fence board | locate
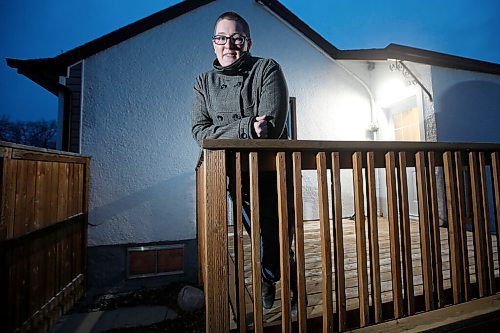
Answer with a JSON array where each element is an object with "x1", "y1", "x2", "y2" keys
[
  {"x1": 14, "y1": 160, "x2": 27, "y2": 237},
  {"x1": 26, "y1": 161, "x2": 37, "y2": 234},
  {"x1": 57, "y1": 163, "x2": 69, "y2": 222},
  {"x1": 5, "y1": 155, "x2": 17, "y2": 238}
]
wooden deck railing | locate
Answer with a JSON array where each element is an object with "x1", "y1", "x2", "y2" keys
[
  {"x1": 0, "y1": 141, "x2": 90, "y2": 333},
  {"x1": 196, "y1": 140, "x2": 500, "y2": 332}
]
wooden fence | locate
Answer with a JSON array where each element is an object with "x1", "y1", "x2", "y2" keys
[
  {"x1": 196, "y1": 139, "x2": 500, "y2": 332},
  {"x1": 0, "y1": 141, "x2": 90, "y2": 333}
]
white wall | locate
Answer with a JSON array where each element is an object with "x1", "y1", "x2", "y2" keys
[
  {"x1": 81, "y1": 0, "x2": 373, "y2": 246},
  {"x1": 431, "y1": 67, "x2": 500, "y2": 142}
]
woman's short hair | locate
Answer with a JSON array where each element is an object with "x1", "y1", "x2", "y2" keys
[{"x1": 214, "y1": 11, "x2": 251, "y2": 37}]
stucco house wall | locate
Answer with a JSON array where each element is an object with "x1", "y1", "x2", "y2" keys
[
  {"x1": 81, "y1": 0, "x2": 372, "y2": 260},
  {"x1": 431, "y1": 67, "x2": 500, "y2": 142}
]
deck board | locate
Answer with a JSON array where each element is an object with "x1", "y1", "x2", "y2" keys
[{"x1": 228, "y1": 218, "x2": 499, "y2": 325}]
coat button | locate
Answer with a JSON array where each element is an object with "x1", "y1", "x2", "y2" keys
[
  {"x1": 232, "y1": 114, "x2": 241, "y2": 120},
  {"x1": 241, "y1": 133, "x2": 248, "y2": 139},
  {"x1": 220, "y1": 84, "x2": 227, "y2": 89},
  {"x1": 217, "y1": 115, "x2": 223, "y2": 121}
]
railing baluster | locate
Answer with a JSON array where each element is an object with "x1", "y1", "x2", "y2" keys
[
  {"x1": 203, "y1": 149, "x2": 229, "y2": 332},
  {"x1": 491, "y1": 152, "x2": 500, "y2": 278},
  {"x1": 415, "y1": 152, "x2": 434, "y2": 311},
  {"x1": 427, "y1": 152, "x2": 444, "y2": 308},
  {"x1": 276, "y1": 152, "x2": 292, "y2": 332},
  {"x1": 249, "y1": 152, "x2": 263, "y2": 332},
  {"x1": 234, "y1": 152, "x2": 247, "y2": 332},
  {"x1": 293, "y1": 152, "x2": 307, "y2": 333},
  {"x1": 468, "y1": 152, "x2": 487, "y2": 297},
  {"x1": 331, "y1": 152, "x2": 346, "y2": 331},
  {"x1": 478, "y1": 152, "x2": 495, "y2": 294},
  {"x1": 454, "y1": 152, "x2": 471, "y2": 301},
  {"x1": 366, "y1": 151, "x2": 382, "y2": 323},
  {"x1": 443, "y1": 151, "x2": 463, "y2": 304},
  {"x1": 352, "y1": 152, "x2": 369, "y2": 326},
  {"x1": 316, "y1": 152, "x2": 334, "y2": 332},
  {"x1": 385, "y1": 152, "x2": 403, "y2": 319},
  {"x1": 398, "y1": 152, "x2": 415, "y2": 315}
]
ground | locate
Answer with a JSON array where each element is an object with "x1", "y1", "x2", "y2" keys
[{"x1": 73, "y1": 283, "x2": 205, "y2": 332}]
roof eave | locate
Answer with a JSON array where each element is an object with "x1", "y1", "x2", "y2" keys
[
  {"x1": 256, "y1": 0, "x2": 341, "y2": 59},
  {"x1": 337, "y1": 43, "x2": 500, "y2": 75},
  {"x1": 6, "y1": 0, "x2": 216, "y2": 93}
]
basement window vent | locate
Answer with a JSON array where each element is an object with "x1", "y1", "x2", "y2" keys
[{"x1": 127, "y1": 244, "x2": 184, "y2": 279}]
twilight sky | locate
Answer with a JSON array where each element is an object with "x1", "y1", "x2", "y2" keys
[{"x1": 1, "y1": 0, "x2": 499, "y2": 122}]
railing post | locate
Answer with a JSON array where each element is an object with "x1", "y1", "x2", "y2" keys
[
  {"x1": 203, "y1": 149, "x2": 229, "y2": 332},
  {"x1": 366, "y1": 151, "x2": 382, "y2": 323},
  {"x1": 427, "y1": 152, "x2": 444, "y2": 308},
  {"x1": 352, "y1": 152, "x2": 369, "y2": 326},
  {"x1": 293, "y1": 152, "x2": 308, "y2": 333},
  {"x1": 316, "y1": 152, "x2": 334, "y2": 332},
  {"x1": 249, "y1": 152, "x2": 264, "y2": 332},
  {"x1": 398, "y1": 152, "x2": 415, "y2": 315},
  {"x1": 444, "y1": 151, "x2": 463, "y2": 304},
  {"x1": 385, "y1": 151, "x2": 403, "y2": 318},
  {"x1": 331, "y1": 152, "x2": 347, "y2": 331},
  {"x1": 491, "y1": 152, "x2": 500, "y2": 278},
  {"x1": 415, "y1": 152, "x2": 435, "y2": 311}
]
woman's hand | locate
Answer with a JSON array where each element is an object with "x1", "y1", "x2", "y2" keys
[{"x1": 253, "y1": 115, "x2": 269, "y2": 138}]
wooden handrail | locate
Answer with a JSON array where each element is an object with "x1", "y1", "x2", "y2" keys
[{"x1": 196, "y1": 140, "x2": 500, "y2": 332}]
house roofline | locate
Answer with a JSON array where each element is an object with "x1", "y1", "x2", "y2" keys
[
  {"x1": 337, "y1": 43, "x2": 500, "y2": 75},
  {"x1": 256, "y1": 0, "x2": 341, "y2": 59},
  {"x1": 6, "y1": 0, "x2": 500, "y2": 96},
  {"x1": 6, "y1": 0, "x2": 215, "y2": 95}
]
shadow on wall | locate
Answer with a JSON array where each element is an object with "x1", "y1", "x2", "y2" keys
[
  {"x1": 436, "y1": 80, "x2": 500, "y2": 142},
  {"x1": 88, "y1": 172, "x2": 196, "y2": 245}
]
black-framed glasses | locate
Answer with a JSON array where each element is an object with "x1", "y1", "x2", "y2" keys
[{"x1": 212, "y1": 34, "x2": 249, "y2": 46}]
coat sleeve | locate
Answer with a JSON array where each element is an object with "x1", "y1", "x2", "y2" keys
[
  {"x1": 257, "y1": 59, "x2": 289, "y2": 139},
  {"x1": 191, "y1": 74, "x2": 255, "y2": 146}
]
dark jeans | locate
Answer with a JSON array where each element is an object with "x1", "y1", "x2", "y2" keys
[{"x1": 239, "y1": 171, "x2": 297, "y2": 288}]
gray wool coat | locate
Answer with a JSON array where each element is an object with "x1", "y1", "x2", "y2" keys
[{"x1": 191, "y1": 53, "x2": 289, "y2": 146}]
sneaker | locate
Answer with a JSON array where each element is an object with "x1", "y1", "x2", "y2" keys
[{"x1": 261, "y1": 279, "x2": 276, "y2": 309}]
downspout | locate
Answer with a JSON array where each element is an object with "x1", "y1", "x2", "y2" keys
[
  {"x1": 332, "y1": 59, "x2": 383, "y2": 217},
  {"x1": 332, "y1": 59, "x2": 380, "y2": 140}
]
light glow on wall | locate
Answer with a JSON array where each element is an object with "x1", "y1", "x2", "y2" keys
[{"x1": 378, "y1": 78, "x2": 419, "y2": 108}]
